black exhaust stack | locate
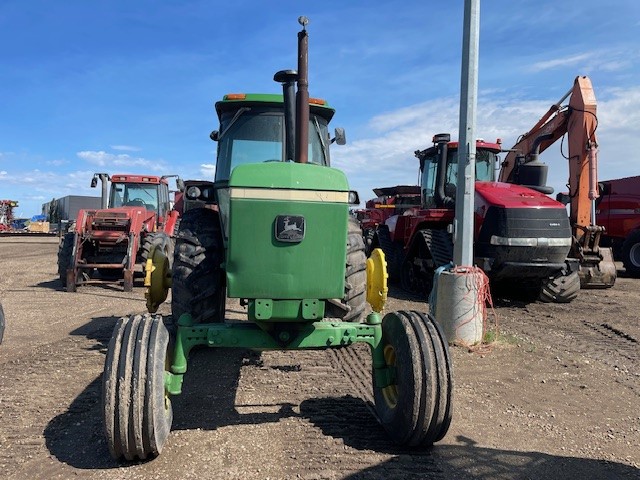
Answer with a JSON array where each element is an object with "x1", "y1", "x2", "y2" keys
[
  {"x1": 274, "y1": 69, "x2": 297, "y2": 162},
  {"x1": 295, "y1": 16, "x2": 309, "y2": 164}
]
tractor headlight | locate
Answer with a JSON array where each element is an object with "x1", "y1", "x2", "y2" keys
[{"x1": 186, "y1": 186, "x2": 201, "y2": 200}]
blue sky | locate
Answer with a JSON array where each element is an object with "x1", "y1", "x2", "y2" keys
[{"x1": 1, "y1": 0, "x2": 639, "y2": 217}]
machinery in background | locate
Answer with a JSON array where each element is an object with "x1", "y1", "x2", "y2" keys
[
  {"x1": 596, "y1": 175, "x2": 640, "y2": 277},
  {"x1": 371, "y1": 134, "x2": 579, "y2": 303},
  {"x1": 354, "y1": 185, "x2": 421, "y2": 254},
  {"x1": 499, "y1": 76, "x2": 616, "y2": 289},
  {"x1": 57, "y1": 173, "x2": 181, "y2": 291}
]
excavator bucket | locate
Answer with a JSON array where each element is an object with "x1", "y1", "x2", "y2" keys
[{"x1": 578, "y1": 247, "x2": 617, "y2": 288}]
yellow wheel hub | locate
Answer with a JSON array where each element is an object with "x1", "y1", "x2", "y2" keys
[
  {"x1": 144, "y1": 245, "x2": 172, "y2": 313},
  {"x1": 366, "y1": 248, "x2": 388, "y2": 313},
  {"x1": 381, "y1": 344, "x2": 398, "y2": 409}
]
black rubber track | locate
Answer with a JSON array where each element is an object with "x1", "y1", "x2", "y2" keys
[{"x1": 375, "y1": 225, "x2": 402, "y2": 282}]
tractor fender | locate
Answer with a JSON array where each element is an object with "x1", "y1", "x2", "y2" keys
[{"x1": 162, "y1": 210, "x2": 180, "y2": 236}]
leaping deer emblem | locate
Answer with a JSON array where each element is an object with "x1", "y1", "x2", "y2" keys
[{"x1": 283, "y1": 217, "x2": 302, "y2": 233}]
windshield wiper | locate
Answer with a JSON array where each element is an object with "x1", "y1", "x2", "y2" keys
[
  {"x1": 218, "y1": 107, "x2": 251, "y2": 140},
  {"x1": 313, "y1": 116, "x2": 327, "y2": 165}
]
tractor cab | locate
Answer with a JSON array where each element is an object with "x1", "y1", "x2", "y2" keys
[
  {"x1": 416, "y1": 133, "x2": 501, "y2": 209},
  {"x1": 212, "y1": 93, "x2": 339, "y2": 182},
  {"x1": 106, "y1": 175, "x2": 172, "y2": 217}
]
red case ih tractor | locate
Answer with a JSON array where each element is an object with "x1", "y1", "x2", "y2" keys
[
  {"x1": 372, "y1": 133, "x2": 580, "y2": 303},
  {"x1": 57, "y1": 173, "x2": 180, "y2": 291},
  {"x1": 596, "y1": 175, "x2": 640, "y2": 277}
]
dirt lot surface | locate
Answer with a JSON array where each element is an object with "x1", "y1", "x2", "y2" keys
[{"x1": 0, "y1": 236, "x2": 638, "y2": 479}]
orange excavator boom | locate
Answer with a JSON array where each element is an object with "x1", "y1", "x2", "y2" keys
[{"x1": 499, "y1": 76, "x2": 615, "y2": 289}]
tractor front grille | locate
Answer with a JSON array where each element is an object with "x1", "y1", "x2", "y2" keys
[{"x1": 92, "y1": 211, "x2": 130, "y2": 232}]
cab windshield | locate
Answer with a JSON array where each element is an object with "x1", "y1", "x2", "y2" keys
[
  {"x1": 110, "y1": 183, "x2": 159, "y2": 211},
  {"x1": 215, "y1": 108, "x2": 330, "y2": 181},
  {"x1": 421, "y1": 148, "x2": 498, "y2": 208}
]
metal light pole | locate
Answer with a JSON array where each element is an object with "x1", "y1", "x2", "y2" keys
[
  {"x1": 454, "y1": 0, "x2": 480, "y2": 266},
  {"x1": 432, "y1": 0, "x2": 484, "y2": 346}
]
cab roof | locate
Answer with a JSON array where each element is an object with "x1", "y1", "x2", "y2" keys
[{"x1": 215, "y1": 93, "x2": 335, "y2": 122}]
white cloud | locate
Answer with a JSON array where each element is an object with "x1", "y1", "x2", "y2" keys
[
  {"x1": 527, "y1": 49, "x2": 637, "y2": 74},
  {"x1": 46, "y1": 159, "x2": 68, "y2": 167},
  {"x1": 200, "y1": 163, "x2": 216, "y2": 179},
  {"x1": 77, "y1": 150, "x2": 167, "y2": 172},
  {"x1": 334, "y1": 85, "x2": 640, "y2": 204},
  {"x1": 110, "y1": 145, "x2": 142, "y2": 152},
  {"x1": 529, "y1": 53, "x2": 592, "y2": 72}
]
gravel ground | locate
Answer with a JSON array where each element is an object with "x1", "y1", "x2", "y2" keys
[{"x1": 0, "y1": 236, "x2": 638, "y2": 479}]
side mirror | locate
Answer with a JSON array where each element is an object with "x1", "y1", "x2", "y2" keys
[
  {"x1": 176, "y1": 178, "x2": 185, "y2": 192},
  {"x1": 90, "y1": 176, "x2": 98, "y2": 188},
  {"x1": 210, "y1": 130, "x2": 219, "y2": 142},
  {"x1": 556, "y1": 192, "x2": 570, "y2": 206},
  {"x1": 331, "y1": 127, "x2": 346, "y2": 145},
  {"x1": 598, "y1": 182, "x2": 608, "y2": 195}
]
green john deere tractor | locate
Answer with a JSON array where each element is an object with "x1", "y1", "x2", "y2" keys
[{"x1": 102, "y1": 17, "x2": 453, "y2": 461}]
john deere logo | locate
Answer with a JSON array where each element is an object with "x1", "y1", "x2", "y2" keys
[{"x1": 275, "y1": 215, "x2": 305, "y2": 243}]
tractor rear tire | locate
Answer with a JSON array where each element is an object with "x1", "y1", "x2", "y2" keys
[
  {"x1": 102, "y1": 314, "x2": 173, "y2": 460},
  {"x1": 539, "y1": 270, "x2": 580, "y2": 303},
  {"x1": 142, "y1": 232, "x2": 173, "y2": 266},
  {"x1": 326, "y1": 218, "x2": 367, "y2": 323},
  {"x1": 171, "y1": 208, "x2": 225, "y2": 325},
  {"x1": 57, "y1": 232, "x2": 74, "y2": 287},
  {"x1": 373, "y1": 310, "x2": 453, "y2": 447},
  {"x1": 622, "y1": 230, "x2": 640, "y2": 277}
]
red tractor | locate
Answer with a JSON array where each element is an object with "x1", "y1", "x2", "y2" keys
[
  {"x1": 373, "y1": 133, "x2": 580, "y2": 303},
  {"x1": 596, "y1": 175, "x2": 640, "y2": 277},
  {"x1": 354, "y1": 185, "x2": 421, "y2": 254},
  {"x1": 57, "y1": 173, "x2": 180, "y2": 291}
]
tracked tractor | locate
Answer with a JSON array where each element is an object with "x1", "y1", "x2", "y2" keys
[
  {"x1": 58, "y1": 173, "x2": 180, "y2": 292},
  {"x1": 373, "y1": 134, "x2": 580, "y2": 303},
  {"x1": 102, "y1": 18, "x2": 453, "y2": 461}
]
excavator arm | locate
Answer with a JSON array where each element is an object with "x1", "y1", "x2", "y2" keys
[
  {"x1": 500, "y1": 76, "x2": 615, "y2": 288},
  {"x1": 499, "y1": 76, "x2": 598, "y2": 235}
]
